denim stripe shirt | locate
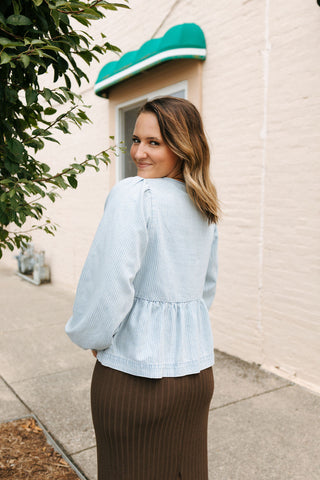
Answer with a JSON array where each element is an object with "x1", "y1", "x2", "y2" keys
[{"x1": 65, "y1": 176, "x2": 218, "y2": 378}]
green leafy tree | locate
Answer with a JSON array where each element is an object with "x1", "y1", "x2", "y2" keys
[{"x1": 0, "y1": 0, "x2": 128, "y2": 258}]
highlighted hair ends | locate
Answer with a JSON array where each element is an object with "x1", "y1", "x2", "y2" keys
[{"x1": 140, "y1": 96, "x2": 221, "y2": 224}]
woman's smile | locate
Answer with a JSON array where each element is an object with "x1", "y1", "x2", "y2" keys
[{"x1": 137, "y1": 162, "x2": 152, "y2": 168}]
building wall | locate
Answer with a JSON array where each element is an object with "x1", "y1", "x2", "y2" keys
[
  {"x1": 3, "y1": 0, "x2": 320, "y2": 391},
  {"x1": 262, "y1": 2, "x2": 320, "y2": 388}
]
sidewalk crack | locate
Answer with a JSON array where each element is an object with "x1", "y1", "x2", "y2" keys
[
  {"x1": 0, "y1": 375, "x2": 32, "y2": 415},
  {"x1": 70, "y1": 445, "x2": 96, "y2": 456},
  {"x1": 210, "y1": 382, "x2": 293, "y2": 411}
]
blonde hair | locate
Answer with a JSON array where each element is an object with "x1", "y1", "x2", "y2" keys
[{"x1": 139, "y1": 96, "x2": 220, "y2": 224}]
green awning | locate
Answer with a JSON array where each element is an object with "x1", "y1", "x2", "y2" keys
[{"x1": 94, "y1": 23, "x2": 206, "y2": 97}]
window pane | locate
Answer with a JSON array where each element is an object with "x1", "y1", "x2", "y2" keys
[
  {"x1": 123, "y1": 105, "x2": 143, "y2": 178},
  {"x1": 170, "y1": 89, "x2": 186, "y2": 98}
]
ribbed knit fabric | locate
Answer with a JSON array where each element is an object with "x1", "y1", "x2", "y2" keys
[{"x1": 91, "y1": 361, "x2": 214, "y2": 480}]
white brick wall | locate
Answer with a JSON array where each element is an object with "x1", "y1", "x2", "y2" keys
[
  {"x1": 261, "y1": 1, "x2": 320, "y2": 389},
  {"x1": 3, "y1": 0, "x2": 319, "y2": 390}
]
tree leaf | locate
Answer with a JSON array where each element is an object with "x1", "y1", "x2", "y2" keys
[
  {"x1": 44, "y1": 136, "x2": 60, "y2": 144},
  {"x1": 26, "y1": 88, "x2": 38, "y2": 105},
  {"x1": 67, "y1": 176, "x2": 78, "y2": 188},
  {"x1": 0, "y1": 52, "x2": 12, "y2": 65},
  {"x1": 31, "y1": 39, "x2": 46, "y2": 45},
  {"x1": 6, "y1": 14, "x2": 33, "y2": 26},
  {"x1": 54, "y1": 177, "x2": 68, "y2": 189},
  {"x1": 44, "y1": 107, "x2": 57, "y2": 115},
  {"x1": 77, "y1": 50, "x2": 92, "y2": 65},
  {"x1": 40, "y1": 163, "x2": 51, "y2": 174},
  {"x1": 42, "y1": 88, "x2": 52, "y2": 101},
  {"x1": 0, "y1": 37, "x2": 24, "y2": 47},
  {"x1": 64, "y1": 74, "x2": 71, "y2": 89},
  {"x1": 72, "y1": 15, "x2": 90, "y2": 27},
  {"x1": 50, "y1": 9, "x2": 60, "y2": 28},
  {"x1": 0, "y1": 229, "x2": 9, "y2": 241},
  {"x1": 20, "y1": 54, "x2": 30, "y2": 68},
  {"x1": 0, "y1": 12, "x2": 6, "y2": 26},
  {"x1": 12, "y1": 0, "x2": 21, "y2": 15},
  {"x1": 5, "y1": 87, "x2": 18, "y2": 104},
  {"x1": 19, "y1": 211, "x2": 26, "y2": 223},
  {"x1": 7, "y1": 137, "x2": 24, "y2": 155},
  {"x1": 48, "y1": 192, "x2": 56, "y2": 202}
]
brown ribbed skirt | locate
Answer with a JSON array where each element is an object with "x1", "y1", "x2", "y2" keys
[{"x1": 91, "y1": 361, "x2": 214, "y2": 480}]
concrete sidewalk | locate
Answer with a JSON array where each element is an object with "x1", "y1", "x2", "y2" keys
[{"x1": 1, "y1": 265, "x2": 319, "y2": 480}]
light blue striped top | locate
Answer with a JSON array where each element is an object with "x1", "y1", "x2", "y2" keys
[{"x1": 65, "y1": 176, "x2": 218, "y2": 378}]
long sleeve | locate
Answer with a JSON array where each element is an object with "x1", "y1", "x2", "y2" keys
[
  {"x1": 202, "y1": 224, "x2": 218, "y2": 310},
  {"x1": 65, "y1": 178, "x2": 151, "y2": 351}
]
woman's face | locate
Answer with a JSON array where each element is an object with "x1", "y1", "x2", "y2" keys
[{"x1": 130, "y1": 112, "x2": 182, "y2": 180}]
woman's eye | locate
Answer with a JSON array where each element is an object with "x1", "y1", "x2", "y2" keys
[
  {"x1": 132, "y1": 138, "x2": 140, "y2": 144},
  {"x1": 150, "y1": 141, "x2": 159, "y2": 146}
]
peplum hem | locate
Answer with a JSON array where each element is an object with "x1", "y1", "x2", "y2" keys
[{"x1": 96, "y1": 296, "x2": 215, "y2": 378}]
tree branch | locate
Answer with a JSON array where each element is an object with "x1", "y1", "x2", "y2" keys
[
  {"x1": 31, "y1": 148, "x2": 110, "y2": 184},
  {"x1": 25, "y1": 105, "x2": 79, "y2": 143},
  {"x1": 56, "y1": 0, "x2": 104, "y2": 15}
]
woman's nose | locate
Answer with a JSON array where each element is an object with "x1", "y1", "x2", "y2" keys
[{"x1": 134, "y1": 142, "x2": 148, "y2": 159}]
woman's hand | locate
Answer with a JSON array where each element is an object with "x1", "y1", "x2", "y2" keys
[{"x1": 91, "y1": 350, "x2": 97, "y2": 358}]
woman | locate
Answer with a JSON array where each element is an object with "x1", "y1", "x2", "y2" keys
[{"x1": 65, "y1": 96, "x2": 220, "y2": 480}]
